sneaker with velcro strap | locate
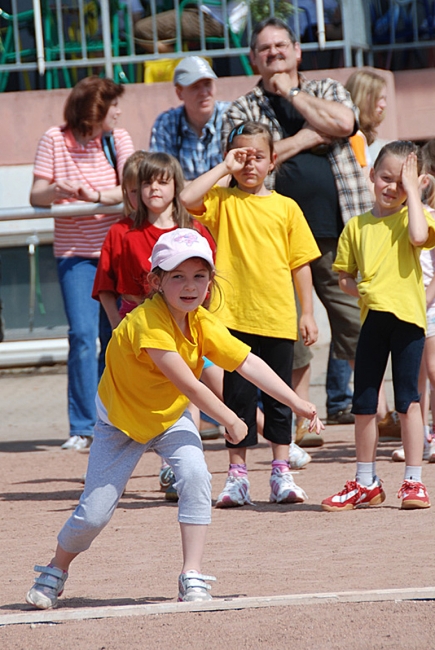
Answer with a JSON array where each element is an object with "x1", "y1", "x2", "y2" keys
[
  {"x1": 178, "y1": 570, "x2": 216, "y2": 602},
  {"x1": 26, "y1": 564, "x2": 68, "y2": 609}
]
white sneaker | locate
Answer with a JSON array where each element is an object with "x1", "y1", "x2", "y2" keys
[
  {"x1": 269, "y1": 469, "x2": 307, "y2": 503},
  {"x1": 392, "y1": 440, "x2": 435, "y2": 463},
  {"x1": 61, "y1": 435, "x2": 92, "y2": 451},
  {"x1": 424, "y1": 436, "x2": 435, "y2": 462},
  {"x1": 26, "y1": 564, "x2": 68, "y2": 610},
  {"x1": 215, "y1": 473, "x2": 254, "y2": 508},
  {"x1": 178, "y1": 571, "x2": 216, "y2": 602},
  {"x1": 392, "y1": 446, "x2": 405, "y2": 462},
  {"x1": 289, "y1": 442, "x2": 311, "y2": 469}
]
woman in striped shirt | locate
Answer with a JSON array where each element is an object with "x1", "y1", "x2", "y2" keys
[{"x1": 30, "y1": 76, "x2": 134, "y2": 451}]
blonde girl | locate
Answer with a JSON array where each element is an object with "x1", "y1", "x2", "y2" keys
[
  {"x1": 322, "y1": 141, "x2": 435, "y2": 512},
  {"x1": 345, "y1": 68, "x2": 387, "y2": 168},
  {"x1": 92, "y1": 150, "x2": 148, "y2": 329},
  {"x1": 117, "y1": 152, "x2": 215, "y2": 307},
  {"x1": 26, "y1": 229, "x2": 322, "y2": 609}
]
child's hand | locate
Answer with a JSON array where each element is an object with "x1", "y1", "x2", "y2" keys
[
  {"x1": 299, "y1": 314, "x2": 318, "y2": 346},
  {"x1": 401, "y1": 152, "x2": 420, "y2": 195},
  {"x1": 225, "y1": 147, "x2": 256, "y2": 175},
  {"x1": 295, "y1": 400, "x2": 325, "y2": 436},
  {"x1": 224, "y1": 418, "x2": 248, "y2": 445}
]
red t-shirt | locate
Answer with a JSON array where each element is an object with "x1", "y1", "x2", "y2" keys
[
  {"x1": 92, "y1": 216, "x2": 133, "y2": 300},
  {"x1": 117, "y1": 221, "x2": 216, "y2": 297}
]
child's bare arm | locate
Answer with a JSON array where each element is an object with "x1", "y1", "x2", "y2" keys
[
  {"x1": 99, "y1": 291, "x2": 122, "y2": 330},
  {"x1": 121, "y1": 293, "x2": 145, "y2": 305},
  {"x1": 338, "y1": 271, "x2": 359, "y2": 297},
  {"x1": 292, "y1": 263, "x2": 318, "y2": 346},
  {"x1": 180, "y1": 148, "x2": 253, "y2": 209},
  {"x1": 402, "y1": 152, "x2": 429, "y2": 246},
  {"x1": 146, "y1": 349, "x2": 248, "y2": 444},
  {"x1": 236, "y1": 353, "x2": 324, "y2": 435},
  {"x1": 426, "y1": 275, "x2": 435, "y2": 307}
]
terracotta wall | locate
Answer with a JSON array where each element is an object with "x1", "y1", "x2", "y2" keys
[
  {"x1": 0, "y1": 67, "x2": 399, "y2": 168},
  {"x1": 394, "y1": 69, "x2": 435, "y2": 141}
]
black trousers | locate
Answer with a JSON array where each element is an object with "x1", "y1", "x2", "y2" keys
[{"x1": 223, "y1": 330, "x2": 294, "y2": 449}]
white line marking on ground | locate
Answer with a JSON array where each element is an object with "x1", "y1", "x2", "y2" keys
[{"x1": 2, "y1": 587, "x2": 435, "y2": 626}]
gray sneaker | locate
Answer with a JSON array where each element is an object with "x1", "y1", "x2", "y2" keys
[
  {"x1": 178, "y1": 570, "x2": 216, "y2": 602},
  {"x1": 26, "y1": 564, "x2": 68, "y2": 609}
]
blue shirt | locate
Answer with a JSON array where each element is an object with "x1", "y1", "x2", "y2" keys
[{"x1": 149, "y1": 101, "x2": 230, "y2": 180}]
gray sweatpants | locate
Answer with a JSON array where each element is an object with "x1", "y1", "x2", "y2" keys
[{"x1": 58, "y1": 412, "x2": 212, "y2": 554}]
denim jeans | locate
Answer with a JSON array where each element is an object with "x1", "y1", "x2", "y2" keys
[
  {"x1": 326, "y1": 341, "x2": 353, "y2": 415},
  {"x1": 57, "y1": 257, "x2": 112, "y2": 437}
]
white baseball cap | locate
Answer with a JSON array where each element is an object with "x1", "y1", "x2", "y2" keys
[
  {"x1": 151, "y1": 228, "x2": 215, "y2": 271},
  {"x1": 173, "y1": 56, "x2": 217, "y2": 87}
]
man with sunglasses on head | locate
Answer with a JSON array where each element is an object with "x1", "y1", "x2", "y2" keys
[
  {"x1": 149, "y1": 56, "x2": 229, "y2": 183},
  {"x1": 222, "y1": 17, "x2": 373, "y2": 442}
]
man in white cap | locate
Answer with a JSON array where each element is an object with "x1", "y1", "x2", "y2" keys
[{"x1": 149, "y1": 56, "x2": 229, "y2": 181}]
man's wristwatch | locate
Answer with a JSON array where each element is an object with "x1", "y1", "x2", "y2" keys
[{"x1": 288, "y1": 86, "x2": 301, "y2": 100}]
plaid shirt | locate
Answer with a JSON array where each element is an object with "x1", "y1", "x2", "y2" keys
[
  {"x1": 221, "y1": 76, "x2": 373, "y2": 224},
  {"x1": 149, "y1": 100, "x2": 230, "y2": 181}
]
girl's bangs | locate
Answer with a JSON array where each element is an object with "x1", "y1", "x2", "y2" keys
[{"x1": 141, "y1": 160, "x2": 174, "y2": 184}]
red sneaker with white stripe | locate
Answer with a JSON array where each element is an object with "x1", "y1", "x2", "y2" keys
[
  {"x1": 321, "y1": 478, "x2": 385, "y2": 512},
  {"x1": 397, "y1": 480, "x2": 430, "y2": 509}
]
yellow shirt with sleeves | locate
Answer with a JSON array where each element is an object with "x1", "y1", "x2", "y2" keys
[
  {"x1": 191, "y1": 187, "x2": 320, "y2": 339},
  {"x1": 97, "y1": 294, "x2": 250, "y2": 443},
  {"x1": 333, "y1": 206, "x2": 435, "y2": 332}
]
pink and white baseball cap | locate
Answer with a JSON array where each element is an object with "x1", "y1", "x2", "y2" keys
[{"x1": 151, "y1": 228, "x2": 215, "y2": 271}]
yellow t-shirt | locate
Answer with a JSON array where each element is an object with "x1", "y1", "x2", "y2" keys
[
  {"x1": 333, "y1": 206, "x2": 435, "y2": 331},
  {"x1": 97, "y1": 294, "x2": 250, "y2": 443},
  {"x1": 191, "y1": 187, "x2": 320, "y2": 339}
]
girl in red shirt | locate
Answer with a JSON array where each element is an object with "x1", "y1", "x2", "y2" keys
[
  {"x1": 92, "y1": 150, "x2": 149, "y2": 329},
  {"x1": 117, "y1": 152, "x2": 215, "y2": 306}
]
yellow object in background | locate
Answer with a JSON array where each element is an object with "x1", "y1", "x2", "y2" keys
[
  {"x1": 144, "y1": 58, "x2": 182, "y2": 84},
  {"x1": 144, "y1": 57, "x2": 212, "y2": 84}
]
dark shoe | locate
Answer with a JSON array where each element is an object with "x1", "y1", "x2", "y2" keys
[
  {"x1": 326, "y1": 405, "x2": 355, "y2": 425},
  {"x1": 378, "y1": 410, "x2": 401, "y2": 441},
  {"x1": 165, "y1": 475, "x2": 178, "y2": 502}
]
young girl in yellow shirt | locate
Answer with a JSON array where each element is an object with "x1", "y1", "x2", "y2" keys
[
  {"x1": 322, "y1": 141, "x2": 435, "y2": 512},
  {"x1": 26, "y1": 229, "x2": 323, "y2": 610},
  {"x1": 181, "y1": 121, "x2": 321, "y2": 507}
]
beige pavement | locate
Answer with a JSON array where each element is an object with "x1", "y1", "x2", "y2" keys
[{"x1": 1, "y1": 345, "x2": 434, "y2": 650}]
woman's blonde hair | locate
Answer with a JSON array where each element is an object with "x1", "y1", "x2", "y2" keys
[
  {"x1": 134, "y1": 152, "x2": 192, "y2": 229},
  {"x1": 122, "y1": 150, "x2": 149, "y2": 216},
  {"x1": 345, "y1": 69, "x2": 386, "y2": 146},
  {"x1": 421, "y1": 140, "x2": 435, "y2": 209}
]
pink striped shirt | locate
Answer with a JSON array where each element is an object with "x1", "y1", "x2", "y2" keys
[{"x1": 33, "y1": 126, "x2": 134, "y2": 258}]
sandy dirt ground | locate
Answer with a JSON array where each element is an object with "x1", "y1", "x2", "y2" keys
[{"x1": 1, "y1": 359, "x2": 435, "y2": 649}]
